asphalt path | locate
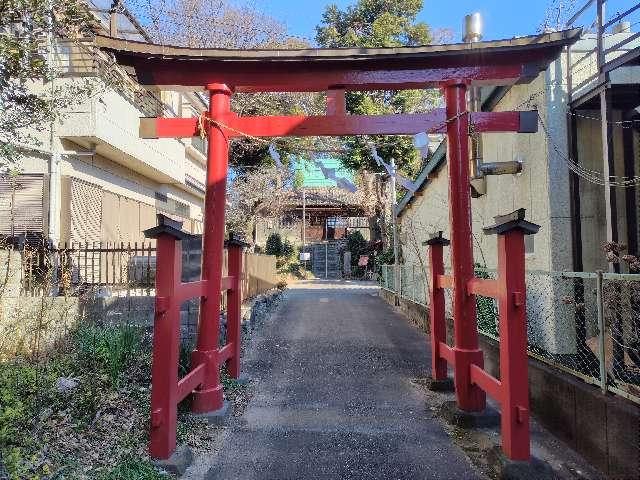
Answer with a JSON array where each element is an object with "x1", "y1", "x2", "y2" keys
[{"x1": 206, "y1": 280, "x2": 483, "y2": 480}]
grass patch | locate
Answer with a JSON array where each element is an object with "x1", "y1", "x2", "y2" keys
[
  {"x1": 0, "y1": 322, "x2": 152, "y2": 479},
  {"x1": 1, "y1": 316, "x2": 251, "y2": 479},
  {"x1": 99, "y1": 458, "x2": 166, "y2": 480}
]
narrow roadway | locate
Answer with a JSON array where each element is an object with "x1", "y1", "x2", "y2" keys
[{"x1": 207, "y1": 280, "x2": 482, "y2": 479}]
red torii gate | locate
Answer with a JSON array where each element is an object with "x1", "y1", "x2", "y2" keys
[{"x1": 96, "y1": 29, "x2": 580, "y2": 462}]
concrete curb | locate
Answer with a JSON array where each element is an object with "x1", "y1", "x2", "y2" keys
[
  {"x1": 191, "y1": 400, "x2": 231, "y2": 426},
  {"x1": 152, "y1": 445, "x2": 193, "y2": 476},
  {"x1": 438, "y1": 400, "x2": 501, "y2": 428}
]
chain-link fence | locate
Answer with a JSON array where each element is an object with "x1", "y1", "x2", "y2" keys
[
  {"x1": 380, "y1": 264, "x2": 640, "y2": 405},
  {"x1": 380, "y1": 264, "x2": 429, "y2": 305},
  {"x1": 602, "y1": 273, "x2": 640, "y2": 402}
]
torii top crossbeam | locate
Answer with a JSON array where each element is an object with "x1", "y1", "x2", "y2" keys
[
  {"x1": 96, "y1": 29, "x2": 580, "y2": 92},
  {"x1": 97, "y1": 29, "x2": 580, "y2": 139}
]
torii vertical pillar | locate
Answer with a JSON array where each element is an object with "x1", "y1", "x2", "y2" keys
[
  {"x1": 191, "y1": 83, "x2": 233, "y2": 414},
  {"x1": 444, "y1": 81, "x2": 486, "y2": 411}
]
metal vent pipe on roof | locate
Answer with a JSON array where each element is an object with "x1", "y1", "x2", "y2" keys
[
  {"x1": 463, "y1": 12, "x2": 522, "y2": 188},
  {"x1": 464, "y1": 13, "x2": 485, "y2": 191},
  {"x1": 463, "y1": 13, "x2": 483, "y2": 43}
]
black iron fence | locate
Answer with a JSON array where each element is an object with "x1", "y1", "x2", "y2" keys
[{"x1": 19, "y1": 241, "x2": 157, "y2": 296}]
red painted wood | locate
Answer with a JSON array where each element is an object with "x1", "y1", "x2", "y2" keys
[
  {"x1": 177, "y1": 280, "x2": 207, "y2": 303},
  {"x1": 427, "y1": 242, "x2": 448, "y2": 381},
  {"x1": 437, "y1": 274, "x2": 454, "y2": 289},
  {"x1": 438, "y1": 342, "x2": 455, "y2": 365},
  {"x1": 226, "y1": 245, "x2": 243, "y2": 379},
  {"x1": 326, "y1": 89, "x2": 346, "y2": 115},
  {"x1": 445, "y1": 82, "x2": 486, "y2": 412},
  {"x1": 176, "y1": 363, "x2": 205, "y2": 402},
  {"x1": 149, "y1": 236, "x2": 182, "y2": 459},
  {"x1": 467, "y1": 278, "x2": 499, "y2": 298},
  {"x1": 497, "y1": 230, "x2": 531, "y2": 460},
  {"x1": 157, "y1": 117, "x2": 200, "y2": 138},
  {"x1": 221, "y1": 275, "x2": 233, "y2": 291},
  {"x1": 471, "y1": 111, "x2": 520, "y2": 133},
  {"x1": 141, "y1": 67, "x2": 536, "y2": 464},
  {"x1": 470, "y1": 364, "x2": 503, "y2": 402},
  {"x1": 141, "y1": 111, "x2": 533, "y2": 139},
  {"x1": 131, "y1": 58, "x2": 533, "y2": 92},
  {"x1": 230, "y1": 111, "x2": 447, "y2": 136},
  {"x1": 217, "y1": 342, "x2": 234, "y2": 362},
  {"x1": 191, "y1": 84, "x2": 231, "y2": 414}
]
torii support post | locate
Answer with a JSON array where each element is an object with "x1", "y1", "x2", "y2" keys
[
  {"x1": 427, "y1": 209, "x2": 540, "y2": 461},
  {"x1": 145, "y1": 215, "x2": 246, "y2": 460},
  {"x1": 148, "y1": 220, "x2": 184, "y2": 460},
  {"x1": 444, "y1": 81, "x2": 485, "y2": 412},
  {"x1": 224, "y1": 235, "x2": 249, "y2": 379},
  {"x1": 191, "y1": 83, "x2": 233, "y2": 414},
  {"x1": 480, "y1": 209, "x2": 540, "y2": 460}
]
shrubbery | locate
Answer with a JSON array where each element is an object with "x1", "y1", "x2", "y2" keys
[
  {"x1": 0, "y1": 323, "x2": 152, "y2": 479},
  {"x1": 264, "y1": 233, "x2": 309, "y2": 278},
  {"x1": 265, "y1": 233, "x2": 284, "y2": 257}
]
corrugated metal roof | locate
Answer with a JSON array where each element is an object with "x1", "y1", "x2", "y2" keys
[{"x1": 295, "y1": 158, "x2": 354, "y2": 188}]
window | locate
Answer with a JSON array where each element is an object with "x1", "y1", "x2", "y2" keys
[
  {"x1": 192, "y1": 135, "x2": 208, "y2": 157},
  {"x1": 327, "y1": 217, "x2": 348, "y2": 228},
  {"x1": 155, "y1": 192, "x2": 190, "y2": 219}
]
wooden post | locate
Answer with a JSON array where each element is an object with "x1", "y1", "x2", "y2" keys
[
  {"x1": 149, "y1": 233, "x2": 182, "y2": 459},
  {"x1": 444, "y1": 81, "x2": 485, "y2": 411},
  {"x1": 226, "y1": 237, "x2": 247, "y2": 379},
  {"x1": 425, "y1": 232, "x2": 450, "y2": 382},
  {"x1": 192, "y1": 83, "x2": 233, "y2": 414},
  {"x1": 496, "y1": 229, "x2": 530, "y2": 460},
  {"x1": 483, "y1": 208, "x2": 540, "y2": 461}
]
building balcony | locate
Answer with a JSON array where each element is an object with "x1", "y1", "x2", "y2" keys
[
  {"x1": 570, "y1": 32, "x2": 640, "y2": 101},
  {"x1": 57, "y1": 84, "x2": 187, "y2": 185}
]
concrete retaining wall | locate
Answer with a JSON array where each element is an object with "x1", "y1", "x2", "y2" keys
[{"x1": 380, "y1": 289, "x2": 639, "y2": 479}]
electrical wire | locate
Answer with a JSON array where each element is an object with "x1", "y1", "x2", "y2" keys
[{"x1": 538, "y1": 111, "x2": 640, "y2": 187}]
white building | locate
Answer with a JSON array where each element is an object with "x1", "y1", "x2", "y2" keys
[
  {"x1": 0, "y1": 1, "x2": 208, "y2": 246},
  {"x1": 395, "y1": 27, "x2": 640, "y2": 360}
]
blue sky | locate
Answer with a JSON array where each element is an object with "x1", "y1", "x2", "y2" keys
[{"x1": 252, "y1": 0, "x2": 638, "y2": 44}]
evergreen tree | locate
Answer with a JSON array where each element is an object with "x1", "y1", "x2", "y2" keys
[{"x1": 316, "y1": 0, "x2": 439, "y2": 177}]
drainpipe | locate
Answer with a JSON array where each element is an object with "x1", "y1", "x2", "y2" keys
[
  {"x1": 46, "y1": 0, "x2": 61, "y2": 296},
  {"x1": 390, "y1": 159, "x2": 400, "y2": 299}
]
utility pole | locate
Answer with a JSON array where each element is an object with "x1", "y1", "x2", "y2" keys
[
  {"x1": 390, "y1": 159, "x2": 400, "y2": 294},
  {"x1": 302, "y1": 188, "x2": 307, "y2": 273},
  {"x1": 47, "y1": 0, "x2": 61, "y2": 296}
]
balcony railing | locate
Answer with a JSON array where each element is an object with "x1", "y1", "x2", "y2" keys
[{"x1": 566, "y1": 0, "x2": 640, "y2": 99}]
